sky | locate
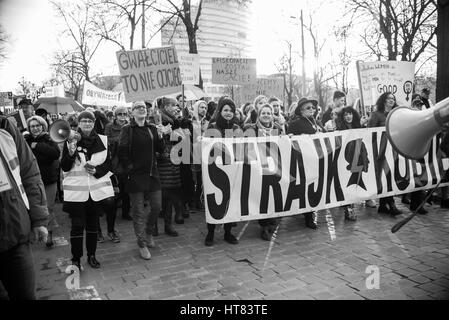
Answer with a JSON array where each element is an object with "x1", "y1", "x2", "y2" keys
[{"x1": 0, "y1": 0, "x2": 361, "y2": 93}]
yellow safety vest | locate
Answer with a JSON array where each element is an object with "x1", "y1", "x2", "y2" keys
[
  {"x1": 63, "y1": 134, "x2": 114, "y2": 202},
  {"x1": 0, "y1": 128, "x2": 30, "y2": 209}
]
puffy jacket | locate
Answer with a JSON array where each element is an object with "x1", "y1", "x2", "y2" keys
[
  {"x1": 0, "y1": 117, "x2": 49, "y2": 252},
  {"x1": 25, "y1": 132, "x2": 60, "y2": 185}
]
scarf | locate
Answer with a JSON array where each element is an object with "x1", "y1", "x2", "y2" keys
[{"x1": 256, "y1": 119, "x2": 274, "y2": 137}]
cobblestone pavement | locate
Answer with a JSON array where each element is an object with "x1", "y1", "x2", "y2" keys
[{"x1": 31, "y1": 198, "x2": 449, "y2": 300}]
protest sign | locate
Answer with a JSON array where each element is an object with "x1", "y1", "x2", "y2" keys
[
  {"x1": 356, "y1": 61, "x2": 415, "y2": 108},
  {"x1": 81, "y1": 80, "x2": 127, "y2": 107},
  {"x1": 178, "y1": 53, "x2": 200, "y2": 85},
  {"x1": 116, "y1": 46, "x2": 182, "y2": 102},
  {"x1": 40, "y1": 85, "x2": 65, "y2": 98},
  {"x1": 211, "y1": 57, "x2": 257, "y2": 85},
  {"x1": 201, "y1": 128, "x2": 449, "y2": 224},
  {"x1": 0, "y1": 92, "x2": 13, "y2": 107},
  {"x1": 240, "y1": 78, "x2": 284, "y2": 103},
  {"x1": 7, "y1": 109, "x2": 27, "y2": 132}
]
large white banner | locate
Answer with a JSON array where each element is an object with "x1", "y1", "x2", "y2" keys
[
  {"x1": 116, "y1": 46, "x2": 182, "y2": 102},
  {"x1": 211, "y1": 57, "x2": 257, "y2": 85},
  {"x1": 201, "y1": 128, "x2": 449, "y2": 224},
  {"x1": 82, "y1": 81, "x2": 127, "y2": 107},
  {"x1": 356, "y1": 61, "x2": 415, "y2": 107}
]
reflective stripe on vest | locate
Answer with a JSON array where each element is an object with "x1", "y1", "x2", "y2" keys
[
  {"x1": 62, "y1": 134, "x2": 114, "y2": 202},
  {"x1": 0, "y1": 129, "x2": 30, "y2": 209}
]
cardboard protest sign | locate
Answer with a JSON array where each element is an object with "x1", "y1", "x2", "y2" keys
[
  {"x1": 356, "y1": 61, "x2": 415, "y2": 108},
  {"x1": 178, "y1": 53, "x2": 200, "y2": 85},
  {"x1": 0, "y1": 92, "x2": 13, "y2": 107},
  {"x1": 201, "y1": 128, "x2": 449, "y2": 224},
  {"x1": 7, "y1": 109, "x2": 27, "y2": 132},
  {"x1": 241, "y1": 78, "x2": 284, "y2": 103},
  {"x1": 81, "y1": 80, "x2": 127, "y2": 107},
  {"x1": 211, "y1": 57, "x2": 257, "y2": 85},
  {"x1": 116, "y1": 46, "x2": 182, "y2": 102}
]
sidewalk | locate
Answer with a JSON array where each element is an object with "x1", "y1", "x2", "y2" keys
[{"x1": 32, "y1": 199, "x2": 449, "y2": 300}]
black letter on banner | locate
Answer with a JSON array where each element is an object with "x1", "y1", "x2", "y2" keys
[
  {"x1": 206, "y1": 142, "x2": 231, "y2": 220},
  {"x1": 435, "y1": 134, "x2": 449, "y2": 182},
  {"x1": 392, "y1": 150, "x2": 410, "y2": 191},
  {"x1": 240, "y1": 142, "x2": 257, "y2": 216},
  {"x1": 284, "y1": 141, "x2": 306, "y2": 211},
  {"x1": 324, "y1": 136, "x2": 344, "y2": 203},
  {"x1": 308, "y1": 139, "x2": 325, "y2": 208},
  {"x1": 426, "y1": 139, "x2": 438, "y2": 185},
  {"x1": 411, "y1": 158, "x2": 428, "y2": 187},
  {"x1": 372, "y1": 131, "x2": 393, "y2": 194},
  {"x1": 258, "y1": 142, "x2": 283, "y2": 213}
]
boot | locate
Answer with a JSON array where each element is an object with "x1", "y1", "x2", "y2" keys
[
  {"x1": 260, "y1": 226, "x2": 271, "y2": 241},
  {"x1": 224, "y1": 232, "x2": 238, "y2": 244},
  {"x1": 304, "y1": 212, "x2": 317, "y2": 229},
  {"x1": 388, "y1": 202, "x2": 402, "y2": 216},
  {"x1": 152, "y1": 222, "x2": 159, "y2": 236},
  {"x1": 87, "y1": 255, "x2": 100, "y2": 269},
  {"x1": 71, "y1": 259, "x2": 83, "y2": 272},
  {"x1": 183, "y1": 203, "x2": 190, "y2": 218},
  {"x1": 164, "y1": 224, "x2": 178, "y2": 237},
  {"x1": 122, "y1": 212, "x2": 132, "y2": 221},
  {"x1": 46, "y1": 230, "x2": 54, "y2": 248},
  {"x1": 204, "y1": 232, "x2": 214, "y2": 246},
  {"x1": 401, "y1": 194, "x2": 411, "y2": 204},
  {"x1": 344, "y1": 207, "x2": 357, "y2": 221}
]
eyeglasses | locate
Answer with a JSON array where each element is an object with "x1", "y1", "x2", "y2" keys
[
  {"x1": 272, "y1": 105, "x2": 280, "y2": 108},
  {"x1": 29, "y1": 124, "x2": 42, "y2": 129},
  {"x1": 133, "y1": 105, "x2": 146, "y2": 110},
  {"x1": 79, "y1": 119, "x2": 94, "y2": 124},
  {"x1": 116, "y1": 113, "x2": 127, "y2": 116},
  {"x1": 304, "y1": 106, "x2": 316, "y2": 110}
]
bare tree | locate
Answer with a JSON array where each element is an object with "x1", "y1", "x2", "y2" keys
[
  {"x1": 52, "y1": 1, "x2": 103, "y2": 83},
  {"x1": 17, "y1": 76, "x2": 35, "y2": 96},
  {"x1": 91, "y1": 0, "x2": 159, "y2": 50},
  {"x1": 346, "y1": 0, "x2": 437, "y2": 62},
  {"x1": 52, "y1": 51, "x2": 85, "y2": 100},
  {"x1": 330, "y1": 24, "x2": 353, "y2": 94},
  {"x1": 0, "y1": 24, "x2": 8, "y2": 63},
  {"x1": 275, "y1": 41, "x2": 300, "y2": 108}
]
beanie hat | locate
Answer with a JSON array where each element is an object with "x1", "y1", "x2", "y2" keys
[
  {"x1": 333, "y1": 90, "x2": 346, "y2": 100},
  {"x1": 77, "y1": 110, "x2": 96, "y2": 122},
  {"x1": 217, "y1": 96, "x2": 236, "y2": 113}
]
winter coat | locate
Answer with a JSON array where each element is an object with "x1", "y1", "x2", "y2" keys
[
  {"x1": 287, "y1": 116, "x2": 325, "y2": 136},
  {"x1": 25, "y1": 132, "x2": 60, "y2": 185},
  {"x1": 118, "y1": 119, "x2": 164, "y2": 193},
  {"x1": 105, "y1": 119, "x2": 127, "y2": 174},
  {"x1": 0, "y1": 117, "x2": 49, "y2": 252}
]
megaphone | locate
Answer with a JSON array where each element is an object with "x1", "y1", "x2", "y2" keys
[
  {"x1": 49, "y1": 119, "x2": 81, "y2": 143},
  {"x1": 386, "y1": 96, "x2": 449, "y2": 160}
]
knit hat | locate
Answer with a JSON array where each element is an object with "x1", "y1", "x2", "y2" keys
[
  {"x1": 27, "y1": 115, "x2": 48, "y2": 132},
  {"x1": 333, "y1": 90, "x2": 346, "y2": 100},
  {"x1": 217, "y1": 96, "x2": 236, "y2": 113},
  {"x1": 77, "y1": 110, "x2": 96, "y2": 122}
]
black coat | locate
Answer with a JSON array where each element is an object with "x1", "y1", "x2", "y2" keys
[
  {"x1": 287, "y1": 116, "x2": 324, "y2": 135},
  {"x1": 25, "y1": 133, "x2": 60, "y2": 185}
]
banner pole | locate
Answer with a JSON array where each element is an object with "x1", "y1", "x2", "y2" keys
[{"x1": 356, "y1": 61, "x2": 366, "y2": 117}]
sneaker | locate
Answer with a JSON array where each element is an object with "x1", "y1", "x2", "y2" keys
[
  {"x1": 147, "y1": 234, "x2": 155, "y2": 248},
  {"x1": 108, "y1": 231, "x2": 120, "y2": 243},
  {"x1": 366, "y1": 199, "x2": 377, "y2": 208},
  {"x1": 97, "y1": 231, "x2": 105, "y2": 243},
  {"x1": 224, "y1": 233, "x2": 239, "y2": 244},
  {"x1": 139, "y1": 247, "x2": 151, "y2": 260}
]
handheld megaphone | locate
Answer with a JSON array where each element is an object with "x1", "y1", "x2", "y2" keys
[
  {"x1": 49, "y1": 119, "x2": 81, "y2": 143},
  {"x1": 386, "y1": 96, "x2": 449, "y2": 160}
]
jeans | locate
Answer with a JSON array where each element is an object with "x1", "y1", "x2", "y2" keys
[
  {"x1": 44, "y1": 183, "x2": 58, "y2": 231},
  {"x1": 70, "y1": 197, "x2": 99, "y2": 261},
  {"x1": 98, "y1": 197, "x2": 117, "y2": 234},
  {"x1": 129, "y1": 190, "x2": 161, "y2": 248},
  {"x1": 0, "y1": 242, "x2": 36, "y2": 300}
]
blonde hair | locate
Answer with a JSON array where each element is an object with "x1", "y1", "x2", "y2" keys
[{"x1": 27, "y1": 115, "x2": 48, "y2": 132}]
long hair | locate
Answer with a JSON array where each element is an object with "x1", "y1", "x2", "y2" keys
[
  {"x1": 338, "y1": 106, "x2": 361, "y2": 130},
  {"x1": 375, "y1": 92, "x2": 396, "y2": 113}
]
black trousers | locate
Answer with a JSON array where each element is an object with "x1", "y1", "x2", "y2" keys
[
  {"x1": 0, "y1": 243, "x2": 35, "y2": 300},
  {"x1": 207, "y1": 223, "x2": 236, "y2": 234},
  {"x1": 117, "y1": 173, "x2": 130, "y2": 216},
  {"x1": 162, "y1": 188, "x2": 184, "y2": 224},
  {"x1": 98, "y1": 197, "x2": 116, "y2": 234},
  {"x1": 70, "y1": 197, "x2": 99, "y2": 261}
]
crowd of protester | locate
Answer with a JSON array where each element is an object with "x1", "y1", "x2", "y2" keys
[{"x1": 1, "y1": 86, "x2": 445, "y2": 299}]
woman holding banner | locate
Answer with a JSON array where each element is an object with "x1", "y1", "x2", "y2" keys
[
  {"x1": 244, "y1": 104, "x2": 284, "y2": 240},
  {"x1": 287, "y1": 97, "x2": 325, "y2": 229},
  {"x1": 367, "y1": 92, "x2": 402, "y2": 216},
  {"x1": 203, "y1": 97, "x2": 240, "y2": 246},
  {"x1": 336, "y1": 106, "x2": 364, "y2": 221}
]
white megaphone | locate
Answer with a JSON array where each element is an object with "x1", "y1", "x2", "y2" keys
[
  {"x1": 386, "y1": 96, "x2": 449, "y2": 160},
  {"x1": 49, "y1": 119, "x2": 81, "y2": 143}
]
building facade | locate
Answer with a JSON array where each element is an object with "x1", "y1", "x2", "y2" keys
[{"x1": 161, "y1": 0, "x2": 253, "y2": 98}]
